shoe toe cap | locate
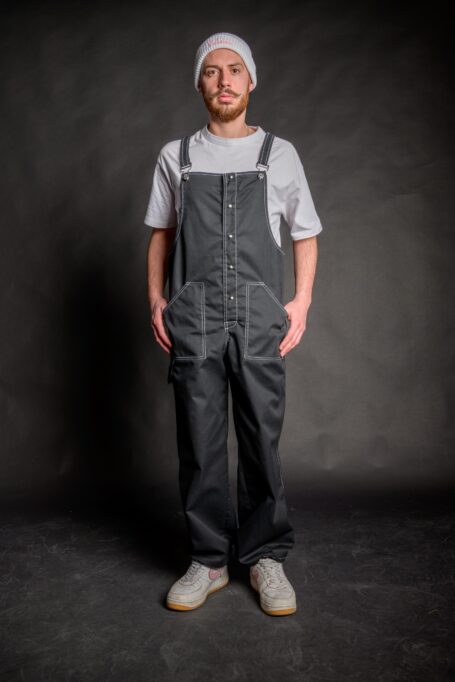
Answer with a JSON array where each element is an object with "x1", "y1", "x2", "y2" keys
[
  {"x1": 263, "y1": 584, "x2": 294, "y2": 600},
  {"x1": 168, "y1": 579, "x2": 204, "y2": 599}
]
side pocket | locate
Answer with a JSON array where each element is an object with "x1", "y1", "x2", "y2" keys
[
  {"x1": 244, "y1": 282, "x2": 288, "y2": 359},
  {"x1": 163, "y1": 282, "x2": 206, "y2": 359}
]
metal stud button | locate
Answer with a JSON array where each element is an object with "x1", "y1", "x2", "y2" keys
[{"x1": 257, "y1": 172, "x2": 264, "y2": 180}]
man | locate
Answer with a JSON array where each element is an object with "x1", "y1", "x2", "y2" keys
[{"x1": 145, "y1": 32, "x2": 322, "y2": 616}]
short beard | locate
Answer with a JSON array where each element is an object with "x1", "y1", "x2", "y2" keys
[{"x1": 202, "y1": 88, "x2": 250, "y2": 123}]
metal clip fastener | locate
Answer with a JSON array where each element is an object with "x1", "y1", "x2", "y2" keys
[{"x1": 181, "y1": 163, "x2": 192, "y2": 181}]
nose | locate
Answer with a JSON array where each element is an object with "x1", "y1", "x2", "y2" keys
[{"x1": 218, "y1": 68, "x2": 231, "y2": 89}]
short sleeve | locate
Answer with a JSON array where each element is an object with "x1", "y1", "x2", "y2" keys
[
  {"x1": 144, "y1": 152, "x2": 177, "y2": 229},
  {"x1": 282, "y1": 144, "x2": 323, "y2": 240}
]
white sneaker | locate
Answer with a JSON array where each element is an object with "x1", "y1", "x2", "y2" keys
[
  {"x1": 166, "y1": 560, "x2": 229, "y2": 611},
  {"x1": 250, "y1": 557, "x2": 297, "y2": 616}
]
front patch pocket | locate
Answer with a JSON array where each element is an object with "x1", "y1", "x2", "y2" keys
[
  {"x1": 245, "y1": 282, "x2": 288, "y2": 359},
  {"x1": 163, "y1": 282, "x2": 206, "y2": 359}
]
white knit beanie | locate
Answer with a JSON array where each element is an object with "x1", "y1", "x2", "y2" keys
[{"x1": 194, "y1": 32, "x2": 257, "y2": 91}]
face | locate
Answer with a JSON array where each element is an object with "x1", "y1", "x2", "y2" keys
[{"x1": 198, "y1": 48, "x2": 254, "y2": 123}]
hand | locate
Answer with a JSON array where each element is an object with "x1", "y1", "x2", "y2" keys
[
  {"x1": 151, "y1": 298, "x2": 173, "y2": 354},
  {"x1": 279, "y1": 294, "x2": 311, "y2": 357}
]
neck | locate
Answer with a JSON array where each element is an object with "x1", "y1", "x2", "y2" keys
[{"x1": 207, "y1": 119, "x2": 255, "y2": 139}]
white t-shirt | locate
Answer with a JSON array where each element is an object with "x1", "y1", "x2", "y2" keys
[{"x1": 144, "y1": 124, "x2": 323, "y2": 248}]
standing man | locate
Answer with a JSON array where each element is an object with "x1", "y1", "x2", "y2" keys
[{"x1": 145, "y1": 32, "x2": 322, "y2": 616}]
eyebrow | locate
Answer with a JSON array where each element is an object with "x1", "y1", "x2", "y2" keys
[{"x1": 203, "y1": 62, "x2": 244, "y2": 69}]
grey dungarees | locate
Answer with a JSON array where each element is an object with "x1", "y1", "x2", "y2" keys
[{"x1": 163, "y1": 131, "x2": 295, "y2": 567}]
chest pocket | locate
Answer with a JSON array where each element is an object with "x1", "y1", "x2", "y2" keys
[
  {"x1": 163, "y1": 281, "x2": 206, "y2": 359},
  {"x1": 245, "y1": 282, "x2": 289, "y2": 359}
]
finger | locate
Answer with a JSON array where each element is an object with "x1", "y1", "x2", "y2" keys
[
  {"x1": 279, "y1": 319, "x2": 299, "y2": 350},
  {"x1": 283, "y1": 329, "x2": 304, "y2": 355},
  {"x1": 152, "y1": 308, "x2": 170, "y2": 340},
  {"x1": 154, "y1": 328, "x2": 172, "y2": 353},
  {"x1": 157, "y1": 321, "x2": 173, "y2": 350},
  {"x1": 279, "y1": 326, "x2": 305, "y2": 356},
  {"x1": 153, "y1": 332, "x2": 171, "y2": 354},
  {"x1": 152, "y1": 313, "x2": 173, "y2": 352},
  {"x1": 279, "y1": 331, "x2": 294, "y2": 357},
  {"x1": 280, "y1": 327, "x2": 304, "y2": 354},
  {"x1": 152, "y1": 322, "x2": 172, "y2": 352}
]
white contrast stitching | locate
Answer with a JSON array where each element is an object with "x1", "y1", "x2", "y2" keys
[
  {"x1": 163, "y1": 281, "x2": 206, "y2": 359},
  {"x1": 201, "y1": 282, "x2": 207, "y2": 359},
  {"x1": 263, "y1": 174, "x2": 285, "y2": 255},
  {"x1": 223, "y1": 174, "x2": 227, "y2": 327},
  {"x1": 261, "y1": 282, "x2": 288, "y2": 316},
  {"x1": 244, "y1": 282, "x2": 250, "y2": 357},
  {"x1": 234, "y1": 173, "x2": 238, "y2": 323},
  {"x1": 162, "y1": 280, "x2": 191, "y2": 313},
  {"x1": 243, "y1": 282, "x2": 288, "y2": 360},
  {"x1": 184, "y1": 171, "x2": 261, "y2": 176}
]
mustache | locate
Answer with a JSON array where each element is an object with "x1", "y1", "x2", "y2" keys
[{"x1": 213, "y1": 90, "x2": 238, "y2": 98}]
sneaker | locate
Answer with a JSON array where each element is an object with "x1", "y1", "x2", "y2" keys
[
  {"x1": 166, "y1": 560, "x2": 229, "y2": 611},
  {"x1": 250, "y1": 557, "x2": 297, "y2": 616}
]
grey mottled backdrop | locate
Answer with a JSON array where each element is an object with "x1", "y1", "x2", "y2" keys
[{"x1": 0, "y1": 0, "x2": 452, "y2": 506}]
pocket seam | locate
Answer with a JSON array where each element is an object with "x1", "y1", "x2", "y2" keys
[
  {"x1": 163, "y1": 281, "x2": 191, "y2": 316},
  {"x1": 263, "y1": 176, "x2": 286, "y2": 256},
  {"x1": 261, "y1": 282, "x2": 288, "y2": 318},
  {"x1": 164, "y1": 281, "x2": 206, "y2": 359},
  {"x1": 244, "y1": 282, "x2": 287, "y2": 360}
]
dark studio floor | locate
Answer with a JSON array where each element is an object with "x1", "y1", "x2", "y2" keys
[{"x1": 0, "y1": 485, "x2": 453, "y2": 682}]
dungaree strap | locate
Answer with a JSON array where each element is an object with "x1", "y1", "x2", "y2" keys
[
  {"x1": 180, "y1": 136, "x2": 192, "y2": 174},
  {"x1": 257, "y1": 131, "x2": 275, "y2": 171}
]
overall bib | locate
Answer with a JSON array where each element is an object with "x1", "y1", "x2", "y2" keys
[{"x1": 163, "y1": 131, "x2": 295, "y2": 568}]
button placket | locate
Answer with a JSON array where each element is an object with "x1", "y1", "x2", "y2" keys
[{"x1": 225, "y1": 173, "x2": 237, "y2": 320}]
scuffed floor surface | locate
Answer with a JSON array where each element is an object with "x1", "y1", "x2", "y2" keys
[{"x1": 0, "y1": 488, "x2": 453, "y2": 681}]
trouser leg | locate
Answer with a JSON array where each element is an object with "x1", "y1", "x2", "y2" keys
[
  {"x1": 226, "y1": 324, "x2": 295, "y2": 566},
  {"x1": 170, "y1": 331, "x2": 236, "y2": 568}
]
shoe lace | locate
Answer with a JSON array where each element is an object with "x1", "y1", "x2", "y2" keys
[
  {"x1": 180, "y1": 560, "x2": 204, "y2": 584},
  {"x1": 257, "y1": 558, "x2": 287, "y2": 587}
]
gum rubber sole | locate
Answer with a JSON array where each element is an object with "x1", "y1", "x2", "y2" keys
[
  {"x1": 166, "y1": 578, "x2": 229, "y2": 611},
  {"x1": 261, "y1": 605, "x2": 297, "y2": 616},
  {"x1": 250, "y1": 578, "x2": 297, "y2": 616}
]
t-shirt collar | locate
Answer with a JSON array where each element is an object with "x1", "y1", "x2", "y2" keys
[{"x1": 201, "y1": 123, "x2": 264, "y2": 146}]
